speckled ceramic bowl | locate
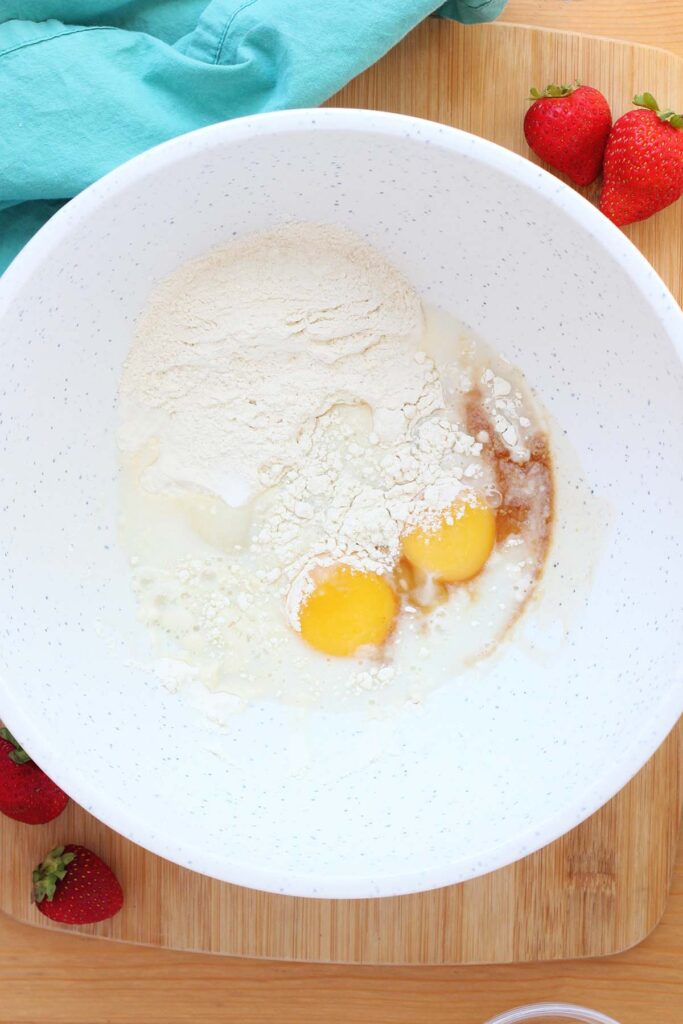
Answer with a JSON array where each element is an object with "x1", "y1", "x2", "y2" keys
[
  {"x1": 484, "y1": 1005, "x2": 620, "y2": 1024},
  {"x1": 1, "y1": 110, "x2": 682, "y2": 898}
]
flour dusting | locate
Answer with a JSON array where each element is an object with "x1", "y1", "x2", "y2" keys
[
  {"x1": 117, "y1": 223, "x2": 552, "y2": 709},
  {"x1": 119, "y1": 223, "x2": 487, "y2": 583}
]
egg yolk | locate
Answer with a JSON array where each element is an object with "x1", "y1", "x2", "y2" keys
[
  {"x1": 299, "y1": 565, "x2": 398, "y2": 657},
  {"x1": 402, "y1": 498, "x2": 496, "y2": 582}
]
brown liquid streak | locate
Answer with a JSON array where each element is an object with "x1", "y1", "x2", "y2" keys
[{"x1": 460, "y1": 391, "x2": 555, "y2": 649}]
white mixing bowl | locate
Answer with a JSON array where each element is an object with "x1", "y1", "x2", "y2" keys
[{"x1": 1, "y1": 109, "x2": 682, "y2": 898}]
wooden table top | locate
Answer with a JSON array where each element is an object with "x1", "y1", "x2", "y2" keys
[
  {"x1": 499, "y1": 0, "x2": 683, "y2": 60},
  {"x1": 2, "y1": 2, "x2": 681, "y2": 1022}
]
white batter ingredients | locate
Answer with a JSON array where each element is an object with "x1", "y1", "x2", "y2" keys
[
  {"x1": 121, "y1": 222, "x2": 440, "y2": 506},
  {"x1": 118, "y1": 223, "x2": 551, "y2": 709}
]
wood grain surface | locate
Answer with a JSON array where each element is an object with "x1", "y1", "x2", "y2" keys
[
  {"x1": 500, "y1": 0, "x2": 683, "y2": 61},
  {"x1": 0, "y1": 827, "x2": 682, "y2": 1024},
  {"x1": 1, "y1": 3, "x2": 682, "y2": 1021},
  {"x1": 0, "y1": 825, "x2": 683, "y2": 1024},
  {"x1": 1, "y1": 723, "x2": 679, "y2": 964}
]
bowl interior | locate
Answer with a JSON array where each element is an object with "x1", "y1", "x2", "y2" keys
[{"x1": 1, "y1": 110, "x2": 682, "y2": 897}]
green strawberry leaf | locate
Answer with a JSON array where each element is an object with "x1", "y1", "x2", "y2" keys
[
  {"x1": 633, "y1": 94, "x2": 683, "y2": 127},
  {"x1": 634, "y1": 92, "x2": 660, "y2": 111},
  {"x1": 528, "y1": 81, "x2": 580, "y2": 101},
  {"x1": 32, "y1": 846, "x2": 76, "y2": 903},
  {"x1": 658, "y1": 110, "x2": 683, "y2": 128},
  {"x1": 0, "y1": 727, "x2": 31, "y2": 765}
]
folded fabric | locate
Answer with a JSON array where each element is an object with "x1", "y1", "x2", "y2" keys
[{"x1": 0, "y1": 0, "x2": 507, "y2": 273}]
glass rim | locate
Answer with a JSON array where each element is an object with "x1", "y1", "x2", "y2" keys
[{"x1": 484, "y1": 1003, "x2": 620, "y2": 1024}]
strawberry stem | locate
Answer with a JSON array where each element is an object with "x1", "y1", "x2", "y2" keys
[
  {"x1": 32, "y1": 846, "x2": 76, "y2": 903},
  {"x1": 529, "y1": 81, "x2": 580, "y2": 101},
  {"x1": 633, "y1": 93, "x2": 683, "y2": 127},
  {"x1": 659, "y1": 110, "x2": 683, "y2": 128},
  {"x1": 634, "y1": 92, "x2": 660, "y2": 112},
  {"x1": 0, "y1": 727, "x2": 31, "y2": 766}
]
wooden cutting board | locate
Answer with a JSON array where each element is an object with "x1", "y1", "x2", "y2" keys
[{"x1": 1, "y1": 19, "x2": 681, "y2": 965}]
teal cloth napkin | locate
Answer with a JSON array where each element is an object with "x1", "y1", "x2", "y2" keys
[{"x1": 0, "y1": 0, "x2": 507, "y2": 273}]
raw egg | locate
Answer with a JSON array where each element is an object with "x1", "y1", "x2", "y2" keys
[
  {"x1": 402, "y1": 497, "x2": 495, "y2": 582},
  {"x1": 299, "y1": 565, "x2": 398, "y2": 657}
]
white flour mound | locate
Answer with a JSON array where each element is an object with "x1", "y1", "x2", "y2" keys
[
  {"x1": 116, "y1": 222, "x2": 552, "y2": 703},
  {"x1": 119, "y1": 222, "x2": 486, "y2": 587},
  {"x1": 120, "y1": 222, "x2": 442, "y2": 506}
]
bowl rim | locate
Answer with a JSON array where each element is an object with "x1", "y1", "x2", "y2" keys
[
  {"x1": 1, "y1": 107, "x2": 682, "y2": 899},
  {"x1": 484, "y1": 1002, "x2": 621, "y2": 1023}
]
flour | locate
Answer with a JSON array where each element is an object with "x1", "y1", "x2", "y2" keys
[
  {"x1": 118, "y1": 223, "x2": 551, "y2": 707},
  {"x1": 255, "y1": 397, "x2": 487, "y2": 625},
  {"x1": 480, "y1": 368, "x2": 530, "y2": 461},
  {"x1": 121, "y1": 222, "x2": 436, "y2": 506},
  {"x1": 120, "y1": 222, "x2": 487, "y2": 609}
]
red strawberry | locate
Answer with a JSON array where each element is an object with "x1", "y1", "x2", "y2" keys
[
  {"x1": 33, "y1": 844, "x2": 123, "y2": 925},
  {"x1": 599, "y1": 93, "x2": 683, "y2": 226},
  {"x1": 524, "y1": 82, "x2": 612, "y2": 186},
  {"x1": 0, "y1": 727, "x2": 68, "y2": 824}
]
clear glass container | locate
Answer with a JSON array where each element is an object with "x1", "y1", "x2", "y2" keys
[{"x1": 484, "y1": 1004, "x2": 620, "y2": 1024}]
